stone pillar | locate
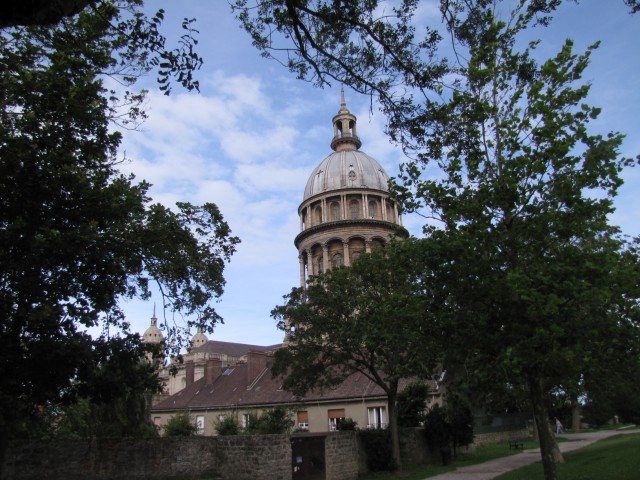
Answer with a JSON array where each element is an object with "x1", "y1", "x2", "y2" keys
[
  {"x1": 322, "y1": 198, "x2": 327, "y2": 223},
  {"x1": 299, "y1": 254, "x2": 306, "y2": 287},
  {"x1": 322, "y1": 244, "x2": 329, "y2": 272},
  {"x1": 365, "y1": 240, "x2": 372, "y2": 254},
  {"x1": 362, "y1": 193, "x2": 368, "y2": 218},
  {"x1": 343, "y1": 241, "x2": 350, "y2": 267},
  {"x1": 381, "y1": 197, "x2": 387, "y2": 221}
]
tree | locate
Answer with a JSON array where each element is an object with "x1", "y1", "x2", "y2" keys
[
  {"x1": 163, "y1": 411, "x2": 197, "y2": 437},
  {"x1": 397, "y1": 382, "x2": 430, "y2": 428},
  {"x1": 236, "y1": 2, "x2": 640, "y2": 480},
  {"x1": 271, "y1": 239, "x2": 443, "y2": 469},
  {"x1": 0, "y1": 1, "x2": 238, "y2": 463},
  {"x1": 392, "y1": 8, "x2": 640, "y2": 480}
]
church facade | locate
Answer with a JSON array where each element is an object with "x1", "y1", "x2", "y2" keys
[{"x1": 146, "y1": 92, "x2": 436, "y2": 435}]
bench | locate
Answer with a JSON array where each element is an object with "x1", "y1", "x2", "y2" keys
[{"x1": 508, "y1": 439, "x2": 525, "y2": 450}]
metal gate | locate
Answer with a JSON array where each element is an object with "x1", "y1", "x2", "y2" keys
[{"x1": 291, "y1": 435, "x2": 326, "y2": 480}]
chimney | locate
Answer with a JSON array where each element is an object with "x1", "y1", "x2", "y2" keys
[
  {"x1": 204, "y1": 358, "x2": 222, "y2": 384},
  {"x1": 185, "y1": 360, "x2": 195, "y2": 387},
  {"x1": 247, "y1": 350, "x2": 268, "y2": 386}
]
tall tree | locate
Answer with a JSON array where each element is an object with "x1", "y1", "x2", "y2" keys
[
  {"x1": 271, "y1": 240, "x2": 443, "y2": 469},
  {"x1": 0, "y1": 0, "x2": 238, "y2": 462},
  {"x1": 392, "y1": 6, "x2": 640, "y2": 480},
  {"x1": 235, "y1": 2, "x2": 640, "y2": 479}
]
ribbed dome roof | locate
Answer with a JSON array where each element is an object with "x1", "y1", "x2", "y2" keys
[
  {"x1": 303, "y1": 150, "x2": 390, "y2": 201},
  {"x1": 303, "y1": 87, "x2": 390, "y2": 201}
]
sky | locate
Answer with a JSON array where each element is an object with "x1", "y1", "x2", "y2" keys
[{"x1": 118, "y1": 0, "x2": 640, "y2": 347}]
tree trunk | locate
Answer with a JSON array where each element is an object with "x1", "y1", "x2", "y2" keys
[
  {"x1": 571, "y1": 396, "x2": 581, "y2": 432},
  {"x1": 528, "y1": 376, "x2": 564, "y2": 480},
  {"x1": 387, "y1": 390, "x2": 402, "y2": 470}
]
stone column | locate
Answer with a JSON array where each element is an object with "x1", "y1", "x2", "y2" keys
[
  {"x1": 322, "y1": 198, "x2": 327, "y2": 223},
  {"x1": 299, "y1": 254, "x2": 306, "y2": 287},
  {"x1": 381, "y1": 197, "x2": 387, "y2": 221},
  {"x1": 365, "y1": 240, "x2": 372, "y2": 254},
  {"x1": 322, "y1": 244, "x2": 329, "y2": 272},
  {"x1": 343, "y1": 241, "x2": 350, "y2": 267}
]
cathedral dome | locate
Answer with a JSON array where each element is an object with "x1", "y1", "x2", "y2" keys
[
  {"x1": 303, "y1": 87, "x2": 390, "y2": 201},
  {"x1": 303, "y1": 150, "x2": 390, "y2": 201},
  {"x1": 191, "y1": 325, "x2": 209, "y2": 349},
  {"x1": 143, "y1": 312, "x2": 163, "y2": 344}
]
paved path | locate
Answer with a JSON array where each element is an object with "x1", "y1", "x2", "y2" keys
[{"x1": 422, "y1": 428, "x2": 639, "y2": 480}]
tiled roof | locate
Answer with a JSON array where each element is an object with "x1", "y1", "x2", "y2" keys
[{"x1": 151, "y1": 362, "x2": 411, "y2": 412}]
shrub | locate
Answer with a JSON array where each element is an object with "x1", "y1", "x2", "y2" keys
[
  {"x1": 337, "y1": 418, "x2": 357, "y2": 431},
  {"x1": 163, "y1": 411, "x2": 196, "y2": 437},
  {"x1": 358, "y1": 428, "x2": 396, "y2": 471},
  {"x1": 215, "y1": 415, "x2": 240, "y2": 435}
]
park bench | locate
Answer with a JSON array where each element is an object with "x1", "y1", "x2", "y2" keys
[{"x1": 508, "y1": 438, "x2": 525, "y2": 450}]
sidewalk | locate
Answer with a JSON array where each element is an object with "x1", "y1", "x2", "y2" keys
[{"x1": 422, "y1": 428, "x2": 639, "y2": 480}]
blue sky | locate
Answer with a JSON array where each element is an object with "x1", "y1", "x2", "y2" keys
[{"x1": 119, "y1": 1, "x2": 640, "y2": 347}]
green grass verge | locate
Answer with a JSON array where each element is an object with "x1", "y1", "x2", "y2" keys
[
  {"x1": 494, "y1": 433, "x2": 640, "y2": 480},
  {"x1": 360, "y1": 439, "x2": 538, "y2": 480}
]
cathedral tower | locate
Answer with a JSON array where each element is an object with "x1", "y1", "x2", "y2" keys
[{"x1": 295, "y1": 89, "x2": 408, "y2": 286}]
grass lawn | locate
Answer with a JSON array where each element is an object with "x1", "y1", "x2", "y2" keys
[
  {"x1": 494, "y1": 433, "x2": 640, "y2": 480},
  {"x1": 360, "y1": 439, "x2": 539, "y2": 480}
]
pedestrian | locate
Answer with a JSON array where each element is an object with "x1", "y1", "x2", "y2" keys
[{"x1": 555, "y1": 417, "x2": 564, "y2": 434}]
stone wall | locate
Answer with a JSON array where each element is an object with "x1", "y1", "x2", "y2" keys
[
  {"x1": 3, "y1": 435, "x2": 291, "y2": 480},
  {"x1": 325, "y1": 432, "x2": 359, "y2": 480}
]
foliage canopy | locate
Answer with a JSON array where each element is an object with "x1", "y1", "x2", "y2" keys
[{"x1": 0, "y1": 0, "x2": 238, "y2": 451}]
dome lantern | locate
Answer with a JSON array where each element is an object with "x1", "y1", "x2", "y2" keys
[{"x1": 330, "y1": 86, "x2": 361, "y2": 152}]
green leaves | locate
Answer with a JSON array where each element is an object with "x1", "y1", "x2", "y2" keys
[{"x1": 0, "y1": 2, "x2": 233, "y2": 443}]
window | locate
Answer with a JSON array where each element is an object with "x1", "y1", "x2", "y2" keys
[
  {"x1": 315, "y1": 206, "x2": 323, "y2": 224},
  {"x1": 317, "y1": 255, "x2": 323, "y2": 274},
  {"x1": 368, "y1": 201, "x2": 377, "y2": 219},
  {"x1": 352, "y1": 251, "x2": 361, "y2": 263},
  {"x1": 349, "y1": 201, "x2": 359, "y2": 219},
  {"x1": 328, "y1": 409, "x2": 345, "y2": 431},
  {"x1": 367, "y1": 407, "x2": 387, "y2": 429},
  {"x1": 332, "y1": 253, "x2": 343, "y2": 268},
  {"x1": 196, "y1": 415, "x2": 205, "y2": 435},
  {"x1": 331, "y1": 202, "x2": 341, "y2": 221},
  {"x1": 297, "y1": 411, "x2": 309, "y2": 431},
  {"x1": 242, "y1": 413, "x2": 250, "y2": 428}
]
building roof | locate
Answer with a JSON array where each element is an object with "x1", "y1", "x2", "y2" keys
[
  {"x1": 143, "y1": 314, "x2": 163, "y2": 344},
  {"x1": 303, "y1": 150, "x2": 390, "y2": 201},
  {"x1": 191, "y1": 340, "x2": 281, "y2": 358},
  {"x1": 152, "y1": 358, "x2": 430, "y2": 413},
  {"x1": 302, "y1": 88, "x2": 391, "y2": 202}
]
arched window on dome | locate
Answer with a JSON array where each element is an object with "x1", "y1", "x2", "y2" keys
[
  {"x1": 368, "y1": 201, "x2": 377, "y2": 219},
  {"x1": 349, "y1": 200, "x2": 359, "y2": 219},
  {"x1": 331, "y1": 202, "x2": 341, "y2": 221},
  {"x1": 314, "y1": 206, "x2": 323, "y2": 225},
  {"x1": 317, "y1": 255, "x2": 324, "y2": 274},
  {"x1": 332, "y1": 253, "x2": 343, "y2": 268},
  {"x1": 351, "y1": 251, "x2": 362, "y2": 263}
]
